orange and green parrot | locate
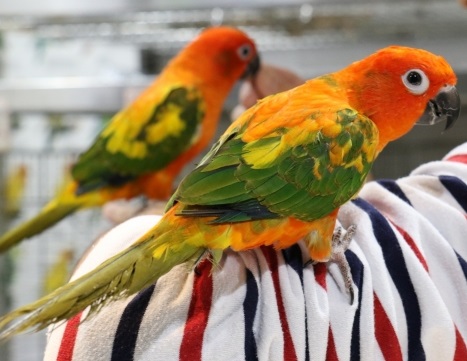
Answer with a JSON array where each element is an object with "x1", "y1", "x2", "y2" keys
[
  {"x1": 0, "y1": 26, "x2": 260, "y2": 253},
  {"x1": 0, "y1": 45, "x2": 460, "y2": 340}
]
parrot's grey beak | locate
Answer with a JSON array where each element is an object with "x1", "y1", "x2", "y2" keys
[
  {"x1": 417, "y1": 85, "x2": 460, "y2": 131},
  {"x1": 242, "y1": 55, "x2": 261, "y2": 79}
]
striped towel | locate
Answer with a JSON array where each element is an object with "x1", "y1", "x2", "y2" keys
[{"x1": 44, "y1": 143, "x2": 467, "y2": 361}]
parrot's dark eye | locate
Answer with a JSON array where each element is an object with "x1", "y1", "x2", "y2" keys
[
  {"x1": 407, "y1": 71, "x2": 422, "y2": 85},
  {"x1": 237, "y1": 44, "x2": 253, "y2": 61},
  {"x1": 402, "y1": 69, "x2": 429, "y2": 95}
]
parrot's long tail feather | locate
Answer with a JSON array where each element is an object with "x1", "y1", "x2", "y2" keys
[
  {"x1": 0, "y1": 200, "x2": 81, "y2": 252},
  {"x1": 0, "y1": 216, "x2": 204, "y2": 341}
]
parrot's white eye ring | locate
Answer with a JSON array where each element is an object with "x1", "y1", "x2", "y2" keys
[
  {"x1": 402, "y1": 69, "x2": 429, "y2": 95},
  {"x1": 237, "y1": 44, "x2": 253, "y2": 60}
]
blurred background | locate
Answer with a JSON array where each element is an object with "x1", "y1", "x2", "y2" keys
[{"x1": 0, "y1": 0, "x2": 466, "y2": 360}]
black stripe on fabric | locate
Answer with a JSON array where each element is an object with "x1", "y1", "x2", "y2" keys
[
  {"x1": 437, "y1": 176, "x2": 467, "y2": 282},
  {"x1": 243, "y1": 269, "x2": 259, "y2": 361},
  {"x1": 346, "y1": 249, "x2": 364, "y2": 361},
  {"x1": 377, "y1": 179, "x2": 413, "y2": 206},
  {"x1": 353, "y1": 198, "x2": 426, "y2": 361},
  {"x1": 282, "y1": 244, "x2": 310, "y2": 361},
  {"x1": 111, "y1": 285, "x2": 156, "y2": 361},
  {"x1": 455, "y1": 251, "x2": 467, "y2": 282},
  {"x1": 439, "y1": 175, "x2": 467, "y2": 212}
]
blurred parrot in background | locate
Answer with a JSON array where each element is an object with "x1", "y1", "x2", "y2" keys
[
  {"x1": 0, "y1": 26, "x2": 260, "y2": 253},
  {"x1": 0, "y1": 45, "x2": 460, "y2": 340},
  {"x1": 41, "y1": 249, "x2": 74, "y2": 296},
  {"x1": 2, "y1": 164, "x2": 28, "y2": 218}
]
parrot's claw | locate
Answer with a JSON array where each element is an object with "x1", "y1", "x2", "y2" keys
[
  {"x1": 193, "y1": 249, "x2": 224, "y2": 275},
  {"x1": 303, "y1": 258, "x2": 317, "y2": 268},
  {"x1": 330, "y1": 225, "x2": 356, "y2": 304},
  {"x1": 193, "y1": 249, "x2": 209, "y2": 275}
]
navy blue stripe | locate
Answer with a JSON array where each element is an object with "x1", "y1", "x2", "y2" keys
[
  {"x1": 243, "y1": 268, "x2": 259, "y2": 361},
  {"x1": 111, "y1": 285, "x2": 155, "y2": 361},
  {"x1": 353, "y1": 198, "x2": 426, "y2": 360},
  {"x1": 439, "y1": 175, "x2": 467, "y2": 212},
  {"x1": 455, "y1": 251, "x2": 467, "y2": 282},
  {"x1": 377, "y1": 179, "x2": 413, "y2": 206},
  {"x1": 346, "y1": 250, "x2": 364, "y2": 361},
  {"x1": 437, "y1": 176, "x2": 467, "y2": 281},
  {"x1": 282, "y1": 245, "x2": 310, "y2": 361},
  {"x1": 282, "y1": 244, "x2": 304, "y2": 277}
]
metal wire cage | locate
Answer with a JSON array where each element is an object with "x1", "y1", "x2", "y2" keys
[{"x1": 0, "y1": 112, "x2": 115, "y2": 361}]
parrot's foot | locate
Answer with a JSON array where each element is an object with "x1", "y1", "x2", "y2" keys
[{"x1": 330, "y1": 225, "x2": 356, "y2": 304}]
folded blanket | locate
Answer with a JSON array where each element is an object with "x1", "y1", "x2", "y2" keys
[{"x1": 44, "y1": 143, "x2": 467, "y2": 361}]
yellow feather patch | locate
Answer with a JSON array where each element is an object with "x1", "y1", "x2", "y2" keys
[
  {"x1": 243, "y1": 126, "x2": 320, "y2": 169},
  {"x1": 345, "y1": 154, "x2": 364, "y2": 173},
  {"x1": 152, "y1": 242, "x2": 169, "y2": 260},
  {"x1": 361, "y1": 140, "x2": 377, "y2": 163},
  {"x1": 242, "y1": 137, "x2": 283, "y2": 169},
  {"x1": 146, "y1": 104, "x2": 186, "y2": 145},
  {"x1": 101, "y1": 113, "x2": 125, "y2": 138},
  {"x1": 313, "y1": 159, "x2": 322, "y2": 180},
  {"x1": 104, "y1": 103, "x2": 186, "y2": 159},
  {"x1": 282, "y1": 127, "x2": 313, "y2": 146},
  {"x1": 328, "y1": 139, "x2": 352, "y2": 166},
  {"x1": 126, "y1": 141, "x2": 148, "y2": 159},
  {"x1": 106, "y1": 137, "x2": 148, "y2": 159},
  {"x1": 321, "y1": 123, "x2": 342, "y2": 138}
]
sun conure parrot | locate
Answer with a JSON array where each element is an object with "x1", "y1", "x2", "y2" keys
[
  {"x1": 0, "y1": 45, "x2": 460, "y2": 340},
  {"x1": 0, "y1": 26, "x2": 260, "y2": 253}
]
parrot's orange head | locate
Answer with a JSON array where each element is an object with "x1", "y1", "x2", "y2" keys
[
  {"x1": 181, "y1": 26, "x2": 260, "y2": 87},
  {"x1": 343, "y1": 45, "x2": 460, "y2": 150}
]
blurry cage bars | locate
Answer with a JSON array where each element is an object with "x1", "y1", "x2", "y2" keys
[
  {"x1": 0, "y1": 110, "x2": 113, "y2": 263},
  {"x1": 2, "y1": 149, "x2": 79, "y2": 210},
  {"x1": 0, "y1": 99, "x2": 117, "y2": 242},
  {"x1": 1, "y1": 2, "x2": 467, "y2": 51},
  {"x1": 0, "y1": 108, "x2": 115, "y2": 361},
  {"x1": 0, "y1": 97, "x2": 115, "y2": 359},
  {"x1": 0, "y1": 151, "x2": 109, "y2": 361}
]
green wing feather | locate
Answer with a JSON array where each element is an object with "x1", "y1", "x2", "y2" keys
[
  {"x1": 71, "y1": 87, "x2": 204, "y2": 193},
  {"x1": 172, "y1": 108, "x2": 378, "y2": 222}
]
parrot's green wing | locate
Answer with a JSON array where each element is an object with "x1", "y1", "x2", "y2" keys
[
  {"x1": 71, "y1": 86, "x2": 204, "y2": 194},
  {"x1": 171, "y1": 108, "x2": 378, "y2": 223}
]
